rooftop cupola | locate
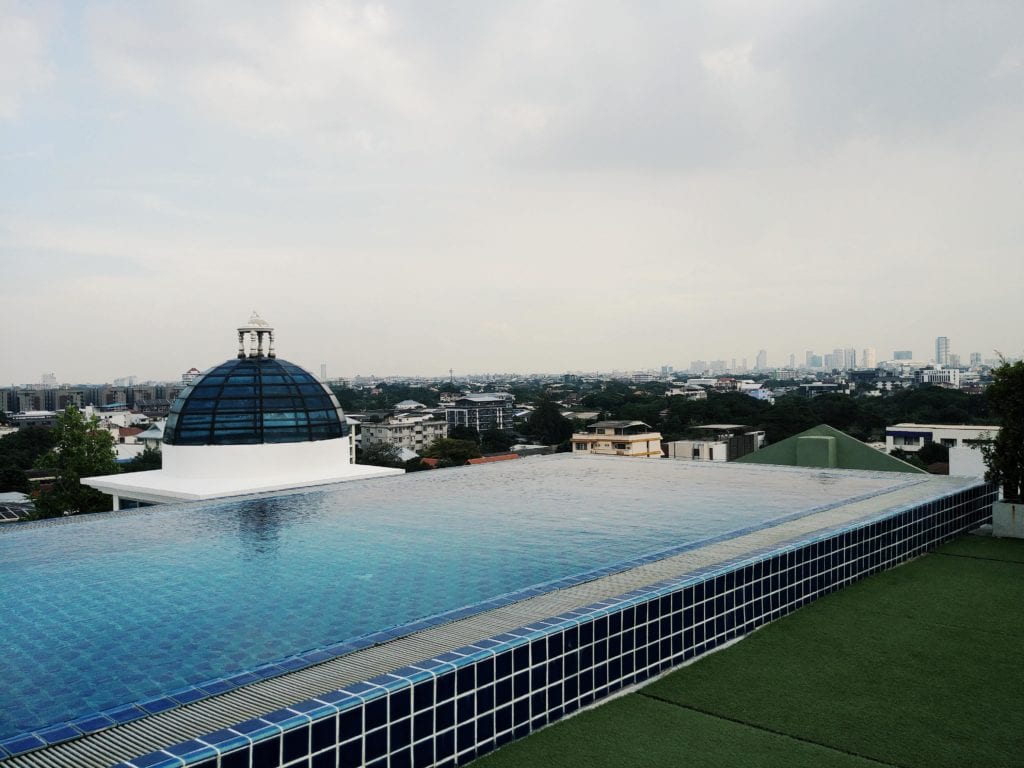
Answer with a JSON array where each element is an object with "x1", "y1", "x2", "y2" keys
[{"x1": 237, "y1": 311, "x2": 275, "y2": 359}]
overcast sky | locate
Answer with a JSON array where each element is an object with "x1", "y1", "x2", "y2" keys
[{"x1": 2, "y1": 1, "x2": 1022, "y2": 384}]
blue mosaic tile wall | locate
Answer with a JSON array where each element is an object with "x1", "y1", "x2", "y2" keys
[{"x1": 115, "y1": 484, "x2": 994, "y2": 768}]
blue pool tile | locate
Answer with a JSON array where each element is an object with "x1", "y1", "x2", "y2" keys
[
  {"x1": 225, "y1": 671, "x2": 261, "y2": 686},
  {"x1": 35, "y1": 723, "x2": 81, "y2": 744},
  {"x1": 343, "y1": 681, "x2": 379, "y2": 695},
  {"x1": 300, "y1": 649, "x2": 334, "y2": 663},
  {"x1": 197, "y1": 679, "x2": 232, "y2": 695},
  {"x1": 317, "y1": 690, "x2": 361, "y2": 708},
  {"x1": 69, "y1": 713, "x2": 115, "y2": 733},
  {"x1": 200, "y1": 728, "x2": 250, "y2": 753},
  {"x1": 261, "y1": 709, "x2": 309, "y2": 730},
  {"x1": 0, "y1": 733, "x2": 46, "y2": 755},
  {"x1": 106, "y1": 704, "x2": 146, "y2": 725},
  {"x1": 168, "y1": 687, "x2": 208, "y2": 706},
  {"x1": 125, "y1": 750, "x2": 183, "y2": 768},
  {"x1": 290, "y1": 699, "x2": 337, "y2": 718},
  {"x1": 164, "y1": 739, "x2": 217, "y2": 761},
  {"x1": 230, "y1": 718, "x2": 280, "y2": 740},
  {"x1": 138, "y1": 696, "x2": 178, "y2": 715}
]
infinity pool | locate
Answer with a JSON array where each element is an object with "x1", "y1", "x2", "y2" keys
[{"x1": 0, "y1": 456, "x2": 912, "y2": 741}]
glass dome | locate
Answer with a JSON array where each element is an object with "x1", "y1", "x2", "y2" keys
[{"x1": 164, "y1": 358, "x2": 349, "y2": 446}]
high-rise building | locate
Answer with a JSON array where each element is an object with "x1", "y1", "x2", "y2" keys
[
  {"x1": 844, "y1": 348, "x2": 856, "y2": 370},
  {"x1": 756, "y1": 350, "x2": 767, "y2": 370},
  {"x1": 969, "y1": 352, "x2": 982, "y2": 367},
  {"x1": 894, "y1": 350, "x2": 913, "y2": 361},
  {"x1": 935, "y1": 337, "x2": 950, "y2": 365},
  {"x1": 805, "y1": 351, "x2": 815, "y2": 369},
  {"x1": 833, "y1": 349, "x2": 846, "y2": 370},
  {"x1": 788, "y1": 353, "x2": 796, "y2": 369},
  {"x1": 862, "y1": 347, "x2": 877, "y2": 369}
]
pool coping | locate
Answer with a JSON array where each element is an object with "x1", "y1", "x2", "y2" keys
[{"x1": 0, "y1": 472, "x2": 991, "y2": 767}]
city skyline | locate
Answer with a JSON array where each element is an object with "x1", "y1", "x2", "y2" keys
[
  {"x1": 5, "y1": 333, "x2": 1006, "y2": 389},
  {"x1": 2, "y1": 2, "x2": 1023, "y2": 383}
]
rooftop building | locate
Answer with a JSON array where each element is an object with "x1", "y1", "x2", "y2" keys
[
  {"x1": 572, "y1": 420, "x2": 664, "y2": 457},
  {"x1": 82, "y1": 314, "x2": 400, "y2": 507}
]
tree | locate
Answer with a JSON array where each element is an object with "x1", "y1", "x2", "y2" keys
[
  {"x1": 448, "y1": 425, "x2": 480, "y2": 444},
  {"x1": 527, "y1": 397, "x2": 574, "y2": 445},
  {"x1": 981, "y1": 358, "x2": 1024, "y2": 501},
  {"x1": 916, "y1": 441, "x2": 950, "y2": 467},
  {"x1": 0, "y1": 426, "x2": 56, "y2": 493},
  {"x1": 33, "y1": 406, "x2": 118, "y2": 517},
  {"x1": 421, "y1": 438, "x2": 481, "y2": 467},
  {"x1": 358, "y1": 442, "x2": 404, "y2": 468},
  {"x1": 122, "y1": 446, "x2": 163, "y2": 473},
  {"x1": 480, "y1": 428, "x2": 515, "y2": 453}
]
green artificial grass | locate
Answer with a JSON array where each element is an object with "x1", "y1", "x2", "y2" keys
[
  {"x1": 474, "y1": 535, "x2": 1024, "y2": 768},
  {"x1": 473, "y1": 694, "x2": 882, "y2": 768}
]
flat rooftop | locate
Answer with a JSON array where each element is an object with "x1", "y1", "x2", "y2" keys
[
  {"x1": 0, "y1": 459, "x2": 986, "y2": 767},
  {"x1": 474, "y1": 532, "x2": 1024, "y2": 768}
]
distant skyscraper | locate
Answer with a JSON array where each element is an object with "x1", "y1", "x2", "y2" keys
[
  {"x1": 894, "y1": 350, "x2": 913, "y2": 360},
  {"x1": 844, "y1": 348, "x2": 856, "y2": 370},
  {"x1": 935, "y1": 336, "x2": 950, "y2": 365},
  {"x1": 730, "y1": 358, "x2": 737, "y2": 372},
  {"x1": 40, "y1": 372, "x2": 57, "y2": 389},
  {"x1": 756, "y1": 349, "x2": 767, "y2": 370},
  {"x1": 969, "y1": 352, "x2": 982, "y2": 367},
  {"x1": 805, "y1": 351, "x2": 815, "y2": 369},
  {"x1": 862, "y1": 347, "x2": 877, "y2": 368},
  {"x1": 833, "y1": 348, "x2": 845, "y2": 370},
  {"x1": 320, "y1": 362, "x2": 328, "y2": 381},
  {"x1": 788, "y1": 353, "x2": 796, "y2": 369},
  {"x1": 948, "y1": 353, "x2": 961, "y2": 368}
]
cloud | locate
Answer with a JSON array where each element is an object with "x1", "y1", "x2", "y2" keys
[
  {"x1": 0, "y1": 1, "x2": 56, "y2": 119},
  {"x1": 87, "y1": 1, "x2": 436, "y2": 154}
]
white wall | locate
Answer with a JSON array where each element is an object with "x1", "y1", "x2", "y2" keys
[{"x1": 162, "y1": 435, "x2": 354, "y2": 479}]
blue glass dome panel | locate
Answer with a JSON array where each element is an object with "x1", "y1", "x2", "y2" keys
[{"x1": 164, "y1": 358, "x2": 348, "y2": 446}]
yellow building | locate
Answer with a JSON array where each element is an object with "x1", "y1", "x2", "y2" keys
[{"x1": 571, "y1": 420, "x2": 664, "y2": 458}]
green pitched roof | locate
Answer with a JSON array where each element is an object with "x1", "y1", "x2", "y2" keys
[{"x1": 735, "y1": 424, "x2": 926, "y2": 473}]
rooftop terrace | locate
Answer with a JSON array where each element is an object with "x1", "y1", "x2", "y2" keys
[{"x1": 473, "y1": 531, "x2": 1024, "y2": 768}]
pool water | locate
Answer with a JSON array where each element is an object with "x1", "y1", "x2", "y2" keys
[{"x1": 0, "y1": 456, "x2": 911, "y2": 740}]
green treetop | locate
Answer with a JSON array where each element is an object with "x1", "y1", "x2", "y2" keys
[
  {"x1": 981, "y1": 358, "x2": 1024, "y2": 502},
  {"x1": 33, "y1": 406, "x2": 119, "y2": 517}
]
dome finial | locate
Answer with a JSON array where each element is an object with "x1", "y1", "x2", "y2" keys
[{"x1": 237, "y1": 312, "x2": 276, "y2": 358}]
